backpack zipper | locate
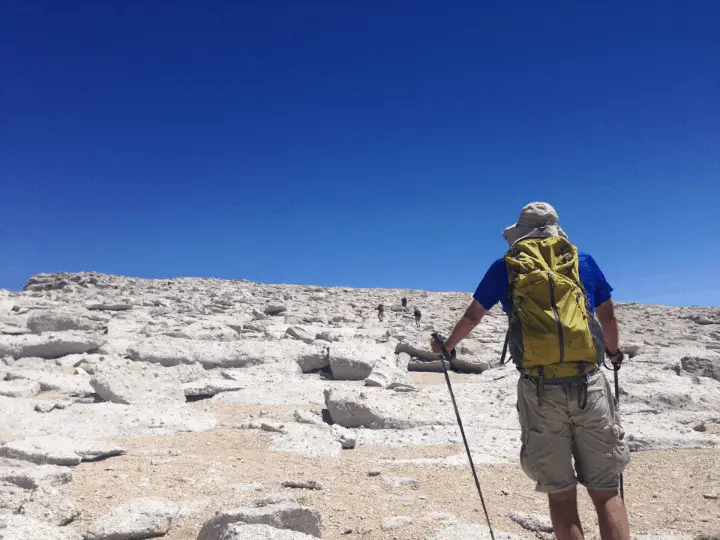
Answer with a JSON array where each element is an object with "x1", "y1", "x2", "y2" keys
[{"x1": 547, "y1": 271, "x2": 565, "y2": 363}]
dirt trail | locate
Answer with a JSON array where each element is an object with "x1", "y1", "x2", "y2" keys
[{"x1": 67, "y1": 402, "x2": 720, "y2": 540}]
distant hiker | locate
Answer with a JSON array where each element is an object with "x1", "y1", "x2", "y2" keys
[
  {"x1": 377, "y1": 303, "x2": 385, "y2": 322},
  {"x1": 413, "y1": 307, "x2": 422, "y2": 327},
  {"x1": 401, "y1": 297, "x2": 408, "y2": 308},
  {"x1": 431, "y1": 202, "x2": 629, "y2": 540}
]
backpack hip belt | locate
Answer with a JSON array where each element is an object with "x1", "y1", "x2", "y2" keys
[{"x1": 523, "y1": 363, "x2": 592, "y2": 410}]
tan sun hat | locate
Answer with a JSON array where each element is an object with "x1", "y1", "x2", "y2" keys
[{"x1": 502, "y1": 202, "x2": 568, "y2": 247}]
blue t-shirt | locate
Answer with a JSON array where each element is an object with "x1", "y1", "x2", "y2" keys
[{"x1": 473, "y1": 252, "x2": 613, "y2": 315}]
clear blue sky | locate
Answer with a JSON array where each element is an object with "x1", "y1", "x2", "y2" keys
[{"x1": 2, "y1": 1, "x2": 719, "y2": 306}]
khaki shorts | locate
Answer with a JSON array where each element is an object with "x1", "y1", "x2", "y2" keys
[{"x1": 517, "y1": 371, "x2": 630, "y2": 494}]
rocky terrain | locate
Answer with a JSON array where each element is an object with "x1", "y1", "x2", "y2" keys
[{"x1": 0, "y1": 271, "x2": 718, "y2": 540}]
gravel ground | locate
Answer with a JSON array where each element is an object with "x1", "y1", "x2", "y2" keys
[{"x1": 66, "y1": 402, "x2": 720, "y2": 540}]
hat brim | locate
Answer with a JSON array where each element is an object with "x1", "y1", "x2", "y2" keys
[{"x1": 502, "y1": 224, "x2": 567, "y2": 247}]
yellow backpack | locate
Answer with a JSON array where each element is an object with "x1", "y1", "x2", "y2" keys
[{"x1": 501, "y1": 237, "x2": 601, "y2": 378}]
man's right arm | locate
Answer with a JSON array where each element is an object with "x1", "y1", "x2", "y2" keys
[{"x1": 596, "y1": 299, "x2": 620, "y2": 358}]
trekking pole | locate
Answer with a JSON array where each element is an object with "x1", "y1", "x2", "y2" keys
[
  {"x1": 605, "y1": 349, "x2": 625, "y2": 500},
  {"x1": 614, "y1": 360, "x2": 624, "y2": 501},
  {"x1": 432, "y1": 332, "x2": 496, "y2": 540}
]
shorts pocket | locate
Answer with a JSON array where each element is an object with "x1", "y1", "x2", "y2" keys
[{"x1": 609, "y1": 423, "x2": 630, "y2": 474}]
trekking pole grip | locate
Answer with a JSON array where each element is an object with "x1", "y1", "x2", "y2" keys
[{"x1": 431, "y1": 332, "x2": 455, "y2": 361}]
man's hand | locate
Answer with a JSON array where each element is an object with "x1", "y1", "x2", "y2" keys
[
  {"x1": 432, "y1": 300, "x2": 487, "y2": 354},
  {"x1": 605, "y1": 347, "x2": 624, "y2": 366}
]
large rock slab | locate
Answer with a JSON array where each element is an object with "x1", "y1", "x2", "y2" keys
[
  {"x1": 0, "y1": 464, "x2": 72, "y2": 489},
  {"x1": 0, "y1": 333, "x2": 105, "y2": 359},
  {"x1": 181, "y1": 320, "x2": 240, "y2": 341},
  {"x1": 197, "y1": 504, "x2": 322, "y2": 540},
  {"x1": 26, "y1": 309, "x2": 101, "y2": 334},
  {"x1": 328, "y1": 342, "x2": 388, "y2": 381},
  {"x1": 219, "y1": 523, "x2": 317, "y2": 539},
  {"x1": 324, "y1": 387, "x2": 452, "y2": 429},
  {"x1": 681, "y1": 356, "x2": 720, "y2": 382},
  {"x1": 0, "y1": 437, "x2": 125, "y2": 466},
  {"x1": 19, "y1": 485, "x2": 80, "y2": 526},
  {"x1": 127, "y1": 338, "x2": 325, "y2": 369},
  {"x1": 0, "y1": 379, "x2": 41, "y2": 398},
  {"x1": 0, "y1": 515, "x2": 82, "y2": 540},
  {"x1": 84, "y1": 497, "x2": 180, "y2": 540},
  {"x1": 4, "y1": 368, "x2": 95, "y2": 397},
  {"x1": 0, "y1": 397, "x2": 217, "y2": 440},
  {"x1": 90, "y1": 361, "x2": 185, "y2": 405}
]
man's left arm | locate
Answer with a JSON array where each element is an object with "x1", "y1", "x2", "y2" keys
[{"x1": 431, "y1": 299, "x2": 487, "y2": 353}]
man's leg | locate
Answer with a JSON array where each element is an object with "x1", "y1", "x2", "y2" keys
[
  {"x1": 517, "y1": 379, "x2": 579, "y2": 537},
  {"x1": 588, "y1": 489, "x2": 629, "y2": 540},
  {"x1": 571, "y1": 373, "x2": 631, "y2": 540},
  {"x1": 548, "y1": 487, "x2": 584, "y2": 540}
]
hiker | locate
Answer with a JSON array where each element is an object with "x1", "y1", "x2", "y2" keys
[
  {"x1": 401, "y1": 297, "x2": 408, "y2": 308},
  {"x1": 414, "y1": 307, "x2": 422, "y2": 327},
  {"x1": 377, "y1": 303, "x2": 385, "y2": 322},
  {"x1": 431, "y1": 202, "x2": 630, "y2": 540}
]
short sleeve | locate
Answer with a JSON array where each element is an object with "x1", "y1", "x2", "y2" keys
[
  {"x1": 586, "y1": 254, "x2": 613, "y2": 306},
  {"x1": 473, "y1": 259, "x2": 508, "y2": 310}
]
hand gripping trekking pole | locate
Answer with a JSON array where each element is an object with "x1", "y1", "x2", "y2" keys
[
  {"x1": 604, "y1": 348, "x2": 625, "y2": 500},
  {"x1": 432, "y1": 332, "x2": 496, "y2": 540}
]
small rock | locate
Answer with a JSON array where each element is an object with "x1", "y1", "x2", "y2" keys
[
  {"x1": 702, "y1": 492, "x2": 718, "y2": 500},
  {"x1": 264, "y1": 305, "x2": 287, "y2": 316},
  {"x1": 86, "y1": 304, "x2": 133, "y2": 311},
  {"x1": 285, "y1": 327, "x2": 315, "y2": 345},
  {"x1": 281, "y1": 479, "x2": 324, "y2": 490},
  {"x1": 381, "y1": 516, "x2": 412, "y2": 531},
  {"x1": 253, "y1": 493, "x2": 300, "y2": 508},
  {"x1": 197, "y1": 503, "x2": 321, "y2": 539},
  {"x1": 509, "y1": 510, "x2": 553, "y2": 533},
  {"x1": 84, "y1": 497, "x2": 180, "y2": 540},
  {"x1": 367, "y1": 470, "x2": 381, "y2": 477},
  {"x1": 331, "y1": 425, "x2": 357, "y2": 449},
  {"x1": 425, "y1": 512, "x2": 457, "y2": 523},
  {"x1": 382, "y1": 476, "x2": 418, "y2": 488},
  {"x1": 231, "y1": 483, "x2": 264, "y2": 493},
  {"x1": 239, "y1": 420, "x2": 287, "y2": 434},
  {"x1": 293, "y1": 409, "x2": 325, "y2": 427}
]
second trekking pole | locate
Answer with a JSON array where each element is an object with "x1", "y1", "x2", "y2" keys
[
  {"x1": 614, "y1": 360, "x2": 624, "y2": 500},
  {"x1": 605, "y1": 349, "x2": 625, "y2": 501},
  {"x1": 431, "y1": 332, "x2": 496, "y2": 540}
]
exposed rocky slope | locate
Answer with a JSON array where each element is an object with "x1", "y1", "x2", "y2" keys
[{"x1": 0, "y1": 272, "x2": 718, "y2": 539}]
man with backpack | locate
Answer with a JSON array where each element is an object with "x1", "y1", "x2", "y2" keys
[{"x1": 431, "y1": 202, "x2": 629, "y2": 540}]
